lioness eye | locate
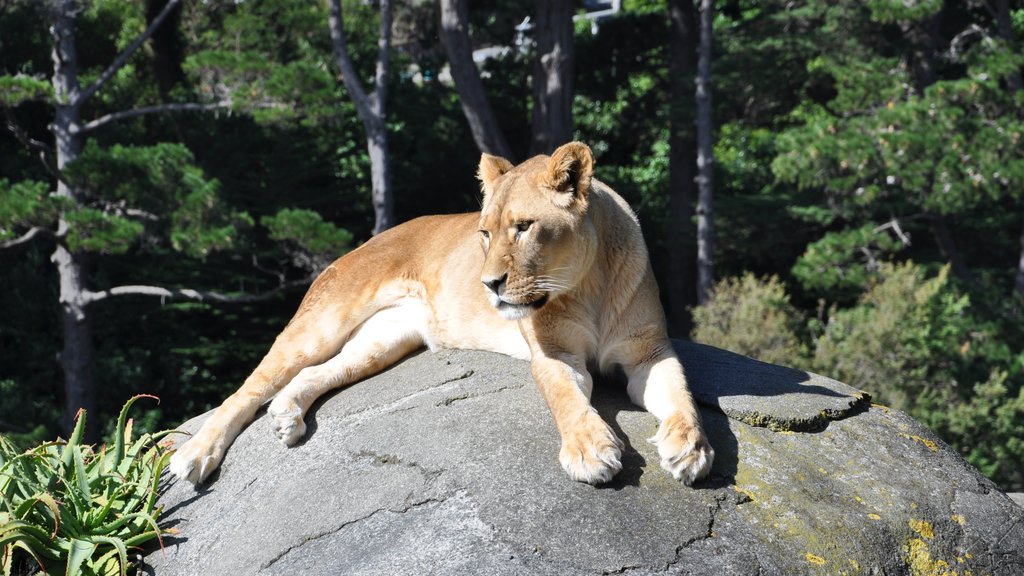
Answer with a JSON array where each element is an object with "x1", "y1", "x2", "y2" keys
[
  {"x1": 516, "y1": 221, "x2": 533, "y2": 232},
  {"x1": 479, "y1": 229, "x2": 490, "y2": 239}
]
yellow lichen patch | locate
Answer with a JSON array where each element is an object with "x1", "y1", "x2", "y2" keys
[
  {"x1": 805, "y1": 552, "x2": 826, "y2": 565},
  {"x1": 900, "y1": 433, "x2": 940, "y2": 452},
  {"x1": 854, "y1": 495, "x2": 864, "y2": 504},
  {"x1": 818, "y1": 467, "x2": 829, "y2": 475},
  {"x1": 909, "y1": 519, "x2": 935, "y2": 540},
  {"x1": 904, "y1": 538, "x2": 957, "y2": 576},
  {"x1": 733, "y1": 485, "x2": 757, "y2": 503},
  {"x1": 868, "y1": 513, "x2": 882, "y2": 521},
  {"x1": 950, "y1": 514, "x2": 966, "y2": 526}
]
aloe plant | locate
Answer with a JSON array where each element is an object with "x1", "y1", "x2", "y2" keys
[{"x1": 0, "y1": 395, "x2": 175, "y2": 576}]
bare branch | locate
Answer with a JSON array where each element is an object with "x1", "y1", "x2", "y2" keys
[
  {"x1": 439, "y1": 0, "x2": 513, "y2": 158},
  {"x1": 873, "y1": 218, "x2": 912, "y2": 246},
  {"x1": 0, "y1": 226, "x2": 56, "y2": 250},
  {"x1": 84, "y1": 276, "x2": 314, "y2": 306},
  {"x1": 949, "y1": 24, "x2": 989, "y2": 62},
  {"x1": 76, "y1": 0, "x2": 183, "y2": 105},
  {"x1": 328, "y1": 0, "x2": 375, "y2": 121},
  {"x1": 79, "y1": 101, "x2": 231, "y2": 133},
  {"x1": 3, "y1": 107, "x2": 57, "y2": 177},
  {"x1": 372, "y1": 0, "x2": 392, "y2": 115}
]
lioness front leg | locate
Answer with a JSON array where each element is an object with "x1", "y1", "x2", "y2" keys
[
  {"x1": 625, "y1": 351, "x2": 714, "y2": 485},
  {"x1": 530, "y1": 354, "x2": 624, "y2": 484}
]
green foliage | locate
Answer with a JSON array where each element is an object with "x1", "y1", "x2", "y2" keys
[
  {"x1": 917, "y1": 369, "x2": 1024, "y2": 490},
  {"x1": 63, "y1": 142, "x2": 253, "y2": 258},
  {"x1": 695, "y1": 264, "x2": 1024, "y2": 490},
  {"x1": 812, "y1": 263, "x2": 969, "y2": 409},
  {"x1": 260, "y1": 208, "x2": 353, "y2": 258},
  {"x1": 812, "y1": 263, "x2": 1024, "y2": 490},
  {"x1": 692, "y1": 273, "x2": 809, "y2": 367},
  {"x1": 169, "y1": 188, "x2": 253, "y2": 259},
  {"x1": 0, "y1": 75, "x2": 52, "y2": 106},
  {"x1": 791, "y1": 223, "x2": 902, "y2": 299},
  {"x1": 64, "y1": 143, "x2": 217, "y2": 212},
  {"x1": 773, "y1": 27, "x2": 1024, "y2": 217},
  {"x1": 182, "y1": 0, "x2": 340, "y2": 124},
  {"x1": 64, "y1": 208, "x2": 145, "y2": 255},
  {"x1": 0, "y1": 180, "x2": 58, "y2": 241},
  {"x1": 865, "y1": 0, "x2": 942, "y2": 24},
  {"x1": 0, "y1": 396, "x2": 174, "y2": 576}
]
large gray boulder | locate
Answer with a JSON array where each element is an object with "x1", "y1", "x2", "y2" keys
[{"x1": 145, "y1": 341, "x2": 1023, "y2": 575}]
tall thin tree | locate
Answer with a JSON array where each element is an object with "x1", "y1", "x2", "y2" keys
[
  {"x1": 328, "y1": 0, "x2": 394, "y2": 235},
  {"x1": 1, "y1": 0, "x2": 291, "y2": 439},
  {"x1": 530, "y1": 0, "x2": 575, "y2": 155},
  {"x1": 695, "y1": 0, "x2": 715, "y2": 304},
  {"x1": 439, "y1": 0, "x2": 513, "y2": 160},
  {"x1": 666, "y1": 0, "x2": 699, "y2": 334}
]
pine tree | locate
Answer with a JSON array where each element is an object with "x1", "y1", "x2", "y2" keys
[{"x1": 0, "y1": 0, "x2": 349, "y2": 438}]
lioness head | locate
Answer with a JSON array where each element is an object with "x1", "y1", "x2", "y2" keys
[{"x1": 476, "y1": 142, "x2": 598, "y2": 320}]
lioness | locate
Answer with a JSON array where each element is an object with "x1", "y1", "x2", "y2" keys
[{"x1": 169, "y1": 142, "x2": 714, "y2": 486}]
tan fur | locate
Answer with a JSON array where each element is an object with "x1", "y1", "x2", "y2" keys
[{"x1": 169, "y1": 142, "x2": 714, "y2": 486}]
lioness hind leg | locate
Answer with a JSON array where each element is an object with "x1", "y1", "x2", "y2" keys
[
  {"x1": 268, "y1": 305, "x2": 425, "y2": 445},
  {"x1": 625, "y1": 353, "x2": 714, "y2": 485}
]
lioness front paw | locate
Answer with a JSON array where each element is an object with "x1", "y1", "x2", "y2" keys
[
  {"x1": 649, "y1": 413, "x2": 714, "y2": 485},
  {"x1": 169, "y1": 435, "x2": 223, "y2": 485},
  {"x1": 559, "y1": 412, "x2": 624, "y2": 485},
  {"x1": 268, "y1": 396, "x2": 307, "y2": 446}
]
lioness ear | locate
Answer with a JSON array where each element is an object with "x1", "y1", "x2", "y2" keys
[
  {"x1": 477, "y1": 153, "x2": 514, "y2": 196},
  {"x1": 544, "y1": 142, "x2": 593, "y2": 207}
]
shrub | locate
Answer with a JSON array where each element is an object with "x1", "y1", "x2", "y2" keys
[
  {"x1": 0, "y1": 396, "x2": 174, "y2": 576},
  {"x1": 695, "y1": 265, "x2": 1024, "y2": 491},
  {"x1": 691, "y1": 272, "x2": 810, "y2": 368},
  {"x1": 811, "y1": 263, "x2": 968, "y2": 410},
  {"x1": 812, "y1": 262, "x2": 1024, "y2": 491}
]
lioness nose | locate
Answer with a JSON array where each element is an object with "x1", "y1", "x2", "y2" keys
[{"x1": 482, "y1": 274, "x2": 507, "y2": 295}]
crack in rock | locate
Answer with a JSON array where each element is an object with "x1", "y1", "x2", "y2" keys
[
  {"x1": 258, "y1": 493, "x2": 456, "y2": 572},
  {"x1": 337, "y1": 369, "x2": 475, "y2": 426},
  {"x1": 436, "y1": 382, "x2": 525, "y2": 407},
  {"x1": 349, "y1": 449, "x2": 445, "y2": 486},
  {"x1": 598, "y1": 494, "x2": 730, "y2": 575}
]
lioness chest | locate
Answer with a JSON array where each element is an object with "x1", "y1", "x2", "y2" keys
[{"x1": 351, "y1": 212, "x2": 533, "y2": 361}]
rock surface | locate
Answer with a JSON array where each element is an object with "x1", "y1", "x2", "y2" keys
[{"x1": 145, "y1": 341, "x2": 1024, "y2": 575}]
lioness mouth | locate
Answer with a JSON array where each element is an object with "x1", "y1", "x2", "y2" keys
[{"x1": 494, "y1": 294, "x2": 549, "y2": 320}]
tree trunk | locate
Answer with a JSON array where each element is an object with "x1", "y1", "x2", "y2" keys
[
  {"x1": 666, "y1": 0, "x2": 699, "y2": 336},
  {"x1": 366, "y1": 115, "x2": 393, "y2": 235},
  {"x1": 899, "y1": 14, "x2": 941, "y2": 91},
  {"x1": 328, "y1": 0, "x2": 394, "y2": 234},
  {"x1": 439, "y1": 0, "x2": 513, "y2": 160},
  {"x1": 695, "y1": 0, "x2": 715, "y2": 305},
  {"x1": 530, "y1": 0, "x2": 574, "y2": 156},
  {"x1": 927, "y1": 212, "x2": 975, "y2": 287},
  {"x1": 49, "y1": 0, "x2": 96, "y2": 438}
]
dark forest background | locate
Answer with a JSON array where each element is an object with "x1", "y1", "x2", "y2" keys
[{"x1": 2, "y1": 0, "x2": 1022, "y2": 491}]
